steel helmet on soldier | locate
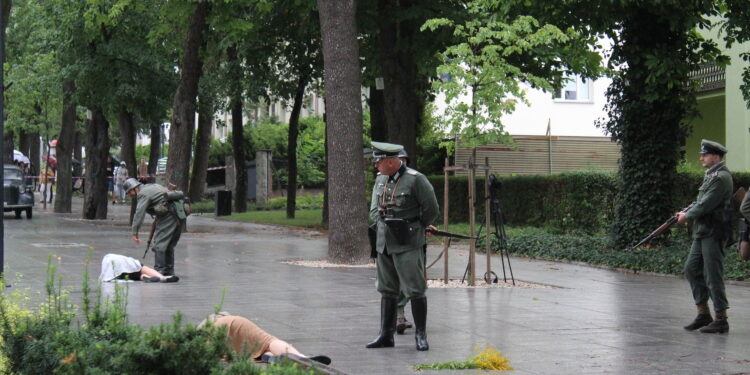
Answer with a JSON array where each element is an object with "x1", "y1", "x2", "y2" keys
[{"x1": 123, "y1": 178, "x2": 141, "y2": 193}]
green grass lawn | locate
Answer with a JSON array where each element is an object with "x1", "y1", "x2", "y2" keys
[
  {"x1": 222, "y1": 208, "x2": 541, "y2": 237},
  {"x1": 225, "y1": 209, "x2": 324, "y2": 228}
]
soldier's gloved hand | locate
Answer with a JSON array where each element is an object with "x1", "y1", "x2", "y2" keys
[
  {"x1": 426, "y1": 225, "x2": 437, "y2": 238},
  {"x1": 132, "y1": 235, "x2": 141, "y2": 245}
]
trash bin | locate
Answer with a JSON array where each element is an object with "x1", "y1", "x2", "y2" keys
[{"x1": 215, "y1": 190, "x2": 231, "y2": 216}]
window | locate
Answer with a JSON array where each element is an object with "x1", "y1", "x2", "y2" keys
[{"x1": 554, "y1": 75, "x2": 591, "y2": 101}]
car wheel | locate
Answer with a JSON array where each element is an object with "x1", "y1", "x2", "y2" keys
[
  {"x1": 14, "y1": 209, "x2": 21, "y2": 219},
  {"x1": 25, "y1": 208, "x2": 32, "y2": 219}
]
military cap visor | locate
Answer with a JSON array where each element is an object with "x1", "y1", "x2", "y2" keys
[
  {"x1": 699, "y1": 139, "x2": 727, "y2": 156},
  {"x1": 371, "y1": 141, "x2": 404, "y2": 162}
]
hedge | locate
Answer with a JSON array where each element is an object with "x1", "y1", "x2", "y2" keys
[{"x1": 427, "y1": 171, "x2": 750, "y2": 234}]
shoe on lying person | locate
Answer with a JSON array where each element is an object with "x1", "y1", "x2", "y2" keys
[
  {"x1": 305, "y1": 355, "x2": 331, "y2": 366},
  {"x1": 142, "y1": 276, "x2": 161, "y2": 283},
  {"x1": 161, "y1": 275, "x2": 179, "y2": 283}
]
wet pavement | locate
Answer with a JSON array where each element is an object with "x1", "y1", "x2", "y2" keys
[{"x1": 3, "y1": 197, "x2": 750, "y2": 374}]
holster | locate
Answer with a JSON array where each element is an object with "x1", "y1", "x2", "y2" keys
[
  {"x1": 384, "y1": 217, "x2": 411, "y2": 245},
  {"x1": 710, "y1": 207, "x2": 733, "y2": 244}
]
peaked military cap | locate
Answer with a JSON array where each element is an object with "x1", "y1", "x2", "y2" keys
[
  {"x1": 699, "y1": 139, "x2": 727, "y2": 156},
  {"x1": 372, "y1": 141, "x2": 404, "y2": 162}
]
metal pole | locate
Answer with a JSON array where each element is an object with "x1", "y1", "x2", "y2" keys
[
  {"x1": 442, "y1": 157, "x2": 449, "y2": 284},
  {"x1": 0, "y1": 0, "x2": 6, "y2": 278},
  {"x1": 468, "y1": 149, "x2": 476, "y2": 286},
  {"x1": 484, "y1": 157, "x2": 491, "y2": 280}
]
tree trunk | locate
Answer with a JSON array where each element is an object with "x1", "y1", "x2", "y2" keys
[
  {"x1": 369, "y1": 85, "x2": 387, "y2": 142},
  {"x1": 318, "y1": 0, "x2": 369, "y2": 264},
  {"x1": 228, "y1": 45, "x2": 246, "y2": 213},
  {"x1": 286, "y1": 75, "x2": 307, "y2": 218},
  {"x1": 322, "y1": 111, "x2": 328, "y2": 226},
  {"x1": 73, "y1": 130, "x2": 82, "y2": 178},
  {"x1": 54, "y1": 80, "x2": 76, "y2": 213},
  {"x1": 377, "y1": 0, "x2": 422, "y2": 163},
  {"x1": 29, "y1": 130, "x2": 39, "y2": 179},
  {"x1": 148, "y1": 122, "x2": 160, "y2": 176},
  {"x1": 189, "y1": 97, "x2": 213, "y2": 203},
  {"x1": 117, "y1": 108, "x2": 137, "y2": 180},
  {"x1": 3, "y1": 128, "x2": 13, "y2": 164},
  {"x1": 82, "y1": 108, "x2": 110, "y2": 219},
  {"x1": 18, "y1": 129, "x2": 28, "y2": 157},
  {"x1": 167, "y1": 1, "x2": 209, "y2": 192}
]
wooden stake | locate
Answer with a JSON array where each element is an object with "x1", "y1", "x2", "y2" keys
[{"x1": 468, "y1": 149, "x2": 476, "y2": 286}]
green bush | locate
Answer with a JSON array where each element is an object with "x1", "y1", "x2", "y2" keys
[
  {"x1": 427, "y1": 171, "x2": 750, "y2": 235},
  {"x1": 191, "y1": 199, "x2": 216, "y2": 213},
  {"x1": 0, "y1": 256, "x2": 325, "y2": 375},
  {"x1": 503, "y1": 232, "x2": 750, "y2": 280}
]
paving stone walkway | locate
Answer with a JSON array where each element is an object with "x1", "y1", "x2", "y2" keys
[{"x1": 3, "y1": 198, "x2": 750, "y2": 374}]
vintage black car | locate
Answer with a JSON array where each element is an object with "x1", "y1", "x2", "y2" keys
[{"x1": 4, "y1": 164, "x2": 33, "y2": 219}]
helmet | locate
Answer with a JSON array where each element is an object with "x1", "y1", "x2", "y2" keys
[{"x1": 123, "y1": 178, "x2": 141, "y2": 193}]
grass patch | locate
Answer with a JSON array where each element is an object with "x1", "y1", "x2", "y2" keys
[{"x1": 225, "y1": 209, "x2": 324, "y2": 228}]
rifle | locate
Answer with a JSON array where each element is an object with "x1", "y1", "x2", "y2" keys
[
  {"x1": 628, "y1": 203, "x2": 695, "y2": 251},
  {"x1": 731, "y1": 186, "x2": 746, "y2": 211},
  {"x1": 142, "y1": 219, "x2": 158, "y2": 259},
  {"x1": 426, "y1": 227, "x2": 477, "y2": 240}
]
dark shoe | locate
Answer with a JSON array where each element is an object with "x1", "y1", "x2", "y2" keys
[
  {"x1": 162, "y1": 275, "x2": 179, "y2": 283},
  {"x1": 142, "y1": 276, "x2": 161, "y2": 283},
  {"x1": 366, "y1": 296, "x2": 398, "y2": 348},
  {"x1": 411, "y1": 297, "x2": 429, "y2": 351},
  {"x1": 699, "y1": 318, "x2": 729, "y2": 334},
  {"x1": 396, "y1": 316, "x2": 412, "y2": 334},
  {"x1": 306, "y1": 355, "x2": 331, "y2": 366},
  {"x1": 684, "y1": 314, "x2": 713, "y2": 331},
  {"x1": 260, "y1": 354, "x2": 277, "y2": 363}
]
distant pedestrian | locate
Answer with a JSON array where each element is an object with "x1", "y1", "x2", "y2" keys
[
  {"x1": 676, "y1": 139, "x2": 733, "y2": 334},
  {"x1": 40, "y1": 162, "x2": 55, "y2": 203},
  {"x1": 107, "y1": 156, "x2": 116, "y2": 205},
  {"x1": 137, "y1": 158, "x2": 149, "y2": 183},
  {"x1": 114, "y1": 161, "x2": 128, "y2": 204}
]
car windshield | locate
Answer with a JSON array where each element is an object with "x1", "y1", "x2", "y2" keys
[{"x1": 4, "y1": 169, "x2": 23, "y2": 180}]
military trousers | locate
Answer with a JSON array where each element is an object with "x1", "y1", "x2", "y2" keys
[
  {"x1": 684, "y1": 236, "x2": 728, "y2": 312},
  {"x1": 152, "y1": 213, "x2": 183, "y2": 275},
  {"x1": 376, "y1": 247, "x2": 426, "y2": 299}
]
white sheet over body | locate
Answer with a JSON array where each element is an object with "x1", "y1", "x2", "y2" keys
[{"x1": 99, "y1": 253, "x2": 142, "y2": 282}]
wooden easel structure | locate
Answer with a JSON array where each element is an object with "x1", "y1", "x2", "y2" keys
[{"x1": 441, "y1": 149, "x2": 492, "y2": 286}]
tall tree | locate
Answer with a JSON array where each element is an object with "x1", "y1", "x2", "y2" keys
[
  {"x1": 318, "y1": 0, "x2": 369, "y2": 263},
  {"x1": 82, "y1": 109, "x2": 110, "y2": 219},
  {"x1": 167, "y1": 1, "x2": 210, "y2": 192},
  {"x1": 227, "y1": 45, "x2": 247, "y2": 212},
  {"x1": 54, "y1": 80, "x2": 75, "y2": 213}
]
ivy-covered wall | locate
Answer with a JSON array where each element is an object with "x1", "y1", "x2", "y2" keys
[{"x1": 427, "y1": 171, "x2": 750, "y2": 234}]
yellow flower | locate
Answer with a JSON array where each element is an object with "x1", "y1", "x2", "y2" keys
[{"x1": 472, "y1": 345, "x2": 513, "y2": 371}]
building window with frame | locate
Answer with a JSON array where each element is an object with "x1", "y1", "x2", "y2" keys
[{"x1": 554, "y1": 75, "x2": 591, "y2": 102}]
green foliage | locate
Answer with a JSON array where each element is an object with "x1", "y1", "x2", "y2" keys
[
  {"x1": 422, "y1": 1, "x2": 602, "y2": 154},
  {"x1": 0, "y1": 256, "x2": 316, "y2": 374},
  {"x1": 587, "y1": 1, "x2": 724, "y2": 248},
  {"x1": 227, "y1": 209, "x2": 323, "y2": 228},
  {"x1": 505, "y1": 232, "x2": 750, "y2": 280}
]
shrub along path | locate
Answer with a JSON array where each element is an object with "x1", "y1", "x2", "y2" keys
[{"x1": 4, "y1": 198, "x2": 750, "y2": 374}]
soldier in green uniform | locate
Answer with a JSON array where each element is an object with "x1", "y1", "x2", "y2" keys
[
  {"x1": 124, "y1": 178, "x2": 187, "y2": 278},
  {"x1": 676, "y1": 139, "x2": 733, "y2": 334},
  {"x1": 366, "y1": 141, "x2": 439, "y2": 351}
]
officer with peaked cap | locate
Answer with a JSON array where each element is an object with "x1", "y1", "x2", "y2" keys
[
  {"x1": 676, "y1": 139, "x2": 733, "y2": 333},
  {"x1": 366, "y1": 141, "x2": 439, "y2": 351},
  {"x1": 124, "y1": 178, "x2": 187, "y2": 278}
]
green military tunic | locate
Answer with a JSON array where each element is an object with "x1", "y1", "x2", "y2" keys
[
  {"x1": 132, "y1": 184, "x2": 184, "y2": 275},
  {"x1": 684, "y1": 161, "x2": 733, "y2": 312},
  {"x1": 369, "y1": 163, "x2": 439, "y2": 299}
]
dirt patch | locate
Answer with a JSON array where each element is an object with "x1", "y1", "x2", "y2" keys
[
  {"x1": 427, "y1": 279, "x2": 556, "y2": 289},
  {"x1": 282, "y1": 259, "x2": 375, "y2": 269}
]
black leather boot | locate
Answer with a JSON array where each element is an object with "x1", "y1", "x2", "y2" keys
[
  {"x1": 366, "y1": 296, "x2": 397, "y2": 348},
  {"x1": 699, "y1": 318, "x2": 729, "y2": 334},
  {"x1": 683, "y1": 314, "x2": 713, "y2": 331},
  {"x1": 411, "y1": 297, "x2": 429, "y2": 351}
]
